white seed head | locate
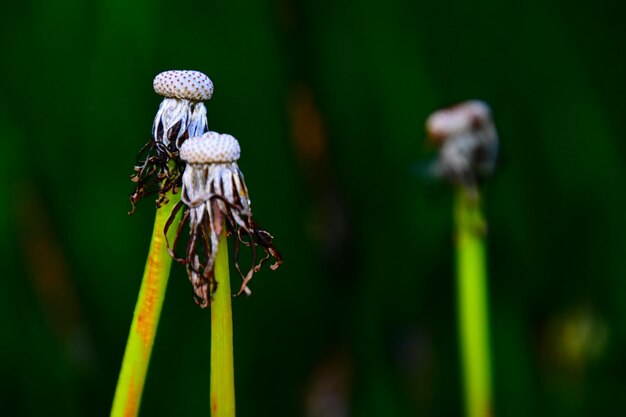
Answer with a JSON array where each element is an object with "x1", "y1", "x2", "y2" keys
[
  {"x1": 153, "y1": 70, "x2": 214, "y2": 101},
  {"x1": 426, "y1": 100, "x2": 499, "y2": 187},
  {"x1": 426, "y1": 100, "x2": 492, "y2": 143},
  {"x1": 180, "y1": 132, "x2": 241, "y2": 164}
]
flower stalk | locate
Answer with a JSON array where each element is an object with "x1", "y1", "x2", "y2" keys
[
  {"x1": 111, "y1": 191, "x2": 182, "y2": 417},
  {"x1": 210, "y1": 230, "x2": 236, "y2": 417},
  {"x1": 455, "y1": 188, "x2": 492, "y2": 417}
]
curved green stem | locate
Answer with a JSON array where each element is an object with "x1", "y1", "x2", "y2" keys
[
  {"x1": 111, "y1": 192, "x2": 182, "y2": 417},
  {"x1": 210, "y1": 231, "x2": 236, "y2": 417},
  {"x1": 455, "y1": 188, "x2": 493, "y2": 417}
]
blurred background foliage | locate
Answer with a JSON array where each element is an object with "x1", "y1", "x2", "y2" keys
[{"x1": 1, "y1": 0, "x2": 625, "y2": 416}]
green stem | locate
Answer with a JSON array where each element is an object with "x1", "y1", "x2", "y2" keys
[
  {"x1": 210, "y1": 230, "x2": 236, "y2": 417},
  {"x1": 455, "y1": 188, "x2": 493, "y2": 417},
  {"x1": 111, "y1": 192, "x2": 181, "y2": 417}
]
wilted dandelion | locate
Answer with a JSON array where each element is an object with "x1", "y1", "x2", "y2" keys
[
  {"x1": 165, "y1": 131, "x2": 282, "y2": 308},
  {"x1": 426, "y1": 100, "x2": 498, "y2": 191},
  {"x1": 425, "y1": 100, "x2": 498, "y2": 417},
  {"x1": 130, "y1": 70, "x2": 213, "y2": 212},
  {"x1": 116, "y1": 71, "x2": 279, "y2": 417}
]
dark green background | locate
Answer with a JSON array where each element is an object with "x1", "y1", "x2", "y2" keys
[{"x1": 1, "y1": 0, "x2": 625, "y2": 415}]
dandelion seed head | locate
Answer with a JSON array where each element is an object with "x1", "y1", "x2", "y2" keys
[
  {"x1": 426, "y1": 100, "x2": 498, "y2": 188},
  {"x1": 129, "y1": 70, "x2": 212, "y2": 213},
  {"x1": 153, "y1": 70, "x2": 214, "y2": 102},
  {"x1": 151, "y1": 70, "x2": 212, "y2": 149},
  {"x1": 180, "y1": 132, "x2": 241, "y2": 164},
  {"x1": 426, "y1": 100, "x2": 492, "y2": 143},
  {"x1": 166, "y1": 131, "x2": 282, "y2": 307}
]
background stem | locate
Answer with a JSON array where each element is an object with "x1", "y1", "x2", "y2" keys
[
  {"x1": 455, "y1": 188, "x2": 493, "y2": 417},
  {"x1": 210, "y1": 231, "x2": 236, "y2": 417},
  {"x1": 111, "y1": 192, "x2": 182, "y2": 417}
]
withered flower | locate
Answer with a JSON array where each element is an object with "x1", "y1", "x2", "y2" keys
[
  {"x1": 426, "y1": 100, "x2": 498, "y2": 190},
  {"x1": 130, "y1": 70, "x2": 214, "y2": 213},
  {"x1": 165, "y1": 132, "x2": 282, "y2": 308}
]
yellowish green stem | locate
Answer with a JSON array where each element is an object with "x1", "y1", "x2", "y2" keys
[
  {"x1": 210, "y1": 231, "x2": 236, "y2": 417},
  {"x1": 455, "y1": 188, "x2": 493, "y2": 417},
  {"x1": 111, "y1": 192, "x2": 182, "y2": 417}
]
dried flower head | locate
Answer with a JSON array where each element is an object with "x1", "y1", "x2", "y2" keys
[
  {"x1": 130, "y1": 70, "x2": 214, "y2": 213},
  {"x1": 165, "y1": 131, "x2": 282, "y2": 308},
  {"x1": 426, "y1": 100, "x2": 498, "y2": 189}
]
